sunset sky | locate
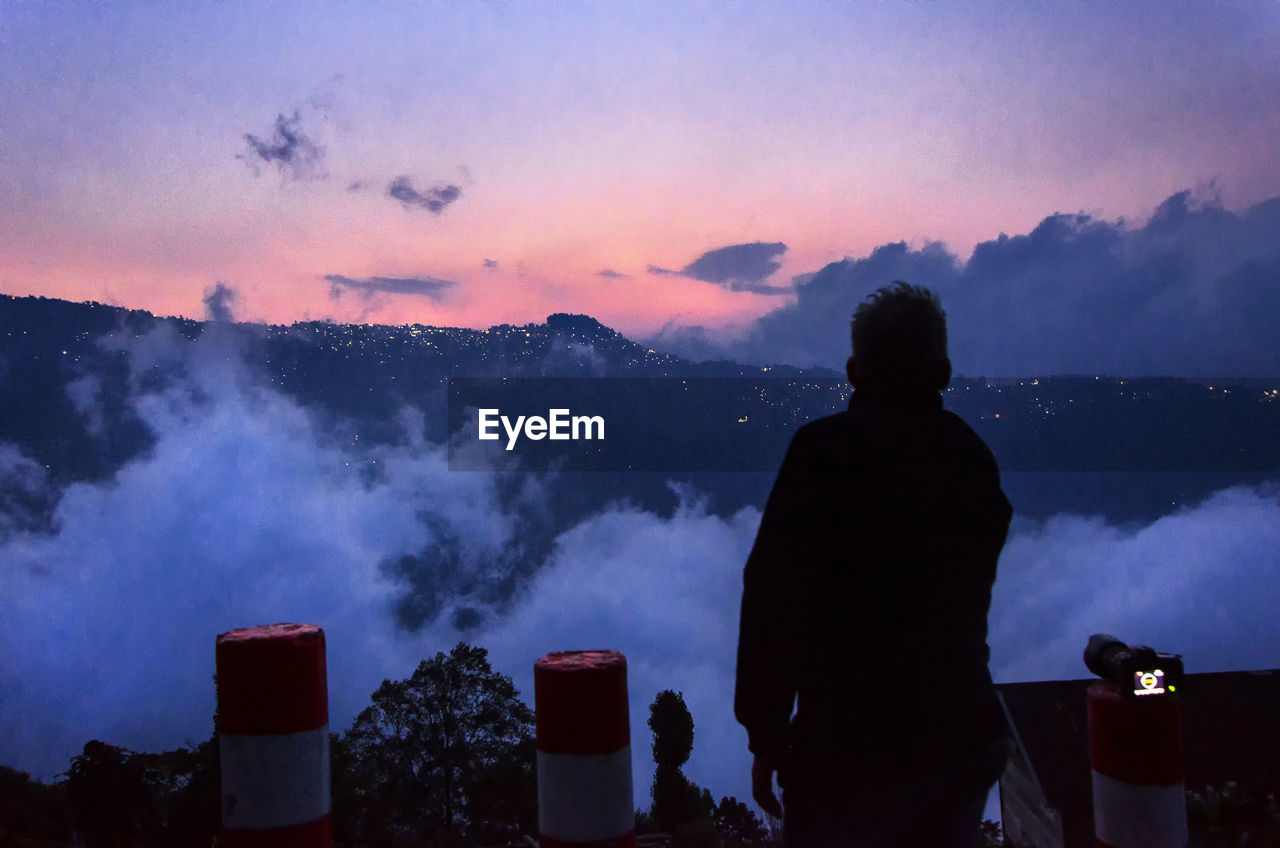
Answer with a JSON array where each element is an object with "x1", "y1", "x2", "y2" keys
[{"x1": 3, "y1": 1, "x2": 1279, "y2": 339}]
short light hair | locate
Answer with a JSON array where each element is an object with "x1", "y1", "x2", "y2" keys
[{"x1": 850, "y1": 281, "x2": 948, "y2": 385}]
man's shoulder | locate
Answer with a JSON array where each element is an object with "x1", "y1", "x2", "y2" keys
[
  {"x1": 791, "y1": 404, "x2": 1001, "y2": 469},
  {"x1": 794, "y1": 409, "x2": 855, "y2": 439},
  {"x1": 937, "y1": 408, "x2": 1001, "y2": 461},
  {"x1": 793, "y1": 404, "x2": 971, "y2": 438},
  {"x1": 789, "y1": 409, "x2": 861, "y2": 453}
]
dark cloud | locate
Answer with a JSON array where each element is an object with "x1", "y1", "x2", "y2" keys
[
  {"x1": 202, "y1": 282, "x2": 237, "y2": 323},
  {"x1": 388, "y1": 177, "x2": 462, "y2": 214},
  {"x1": 597, "y1": 269, "x2": 628, "y2": 279},
  {"x1": 483, "y1": 259, "x2": 499, "y2": 270},
  {"x1": 239, "y1": 111, "x2": 325, "y2": 180},
  {"x1": 657, "y1": 191, "x2": 1280, "y2": 376},
  {"x1": 347, "y1": 180, "x2": 368, "y2": 192},
  {"x1": 645, "y1": 243, "x2": 791, "y2": 294},
  {"x1": 325, "y1": 274, "x2": 457, "y2": 302},
  {"x1": 681, "y1": 241, "x2": 791, "y2": 294}
]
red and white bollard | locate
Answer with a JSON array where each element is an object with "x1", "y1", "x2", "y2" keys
[
  {"x1": 216, "y1": 623, "x2": 331, "y2": 847},
  {"x1": 1087, "y1": 681, "x2": 1187, "y2": 848},
  {"x1": 535, "y1": 649, "x2": 635, "y2": 848}
]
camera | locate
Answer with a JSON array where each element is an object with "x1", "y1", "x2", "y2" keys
[{"x1": 1083, "y1": 634, "x2": 1184, "y2": 698}]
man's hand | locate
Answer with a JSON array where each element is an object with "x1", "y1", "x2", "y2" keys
[{"x1": 751, "y1": 754, "x2": 784, "y2": 818}]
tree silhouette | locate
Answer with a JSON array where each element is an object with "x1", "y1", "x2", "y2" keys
[
  {"x1": 63, "y1": 740, "x2": 155, "y2": 846},
  {"x1": 714, "y1": 796, "x2": 768, "y2": 845},
  {"x1": 646, "y1": 691, "x2": 768, "y2": 845},
  {"x1": 0, "y1": 765, "x2": 72, "y2": 843},
  {"x1": 341, "y1": 642, "x2": 535, "y2": 846},
  {"x1": 648, "y1": 690, "x2": 714, "y2": 835},
  {"x1": 147, "y1": 736, "x2": 220, "y2": 846},
  {"x1": 3, "y1": 646, "x2": 545, "y2": 846},
  {"x1": 650, "y1": 690, "x2": 695, "y2": 771},
  {"x1": 60, "y1": 737, "x2": 219, "y2": 847}
]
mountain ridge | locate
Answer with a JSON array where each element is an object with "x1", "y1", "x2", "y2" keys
[{"x1": 2, "y1": 292, "x2": 1278, "y2": 529}]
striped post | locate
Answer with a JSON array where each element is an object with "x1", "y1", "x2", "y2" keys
[
  {"x1": 216, "y1": 623, "x2": 331, "y2": 847},
  {"x1": 535, "y1": 649, "x2": 635, "y2": 848},
  {"x1": 1087, "y1": 681, "x2": 1187, "y2": 848}
]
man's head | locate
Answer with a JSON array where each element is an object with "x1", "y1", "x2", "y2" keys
[{"x1": 847, "y1": 281, "x2": 950, "y2": 390}]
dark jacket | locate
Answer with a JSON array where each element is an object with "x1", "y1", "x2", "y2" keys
[{"x1": 734, "y1": 380, "x2": 1012, "y2": 773}]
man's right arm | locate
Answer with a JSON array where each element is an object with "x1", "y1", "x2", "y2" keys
[{"x1": 734, "y1": 426, "x2": 820, "y2": 759}]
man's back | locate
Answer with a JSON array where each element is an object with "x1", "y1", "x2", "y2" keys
[
  {"x1": 735, "y1": 281, "x2": 1013, "y2": 846},
  {"x1": 735, "y1": 380, "x2": 1011, "y2": 773}
]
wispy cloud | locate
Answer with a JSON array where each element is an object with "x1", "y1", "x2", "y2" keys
[
  {"x1": 202, "y1": 282, "x2": 237, "y2": 323},
  {"x1": 597, "y1": 269, "x2": 628, "y2": 279},
  {"x1": 388, "y1": 177, "x2": 462, "y2": 214},
  {"x1": 325, "y1": 274, "x2": 457, "y2": 302},
  {"x1": 238, "y1": 110, "x2": 326, "y2": 180}
]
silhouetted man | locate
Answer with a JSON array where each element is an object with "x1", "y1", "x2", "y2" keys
[{"x1": 735, "y1": 281, "x2": 1012, "y2": 847}]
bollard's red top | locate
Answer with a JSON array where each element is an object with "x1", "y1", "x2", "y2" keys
[
  {"x1": 218, "y1": 622, "x2": 320, "y2": 643},
  {"x1": 1086, "y1": 681, "x2": 1184, "y2": 785},
  {"x1": 216, "y1": 623, "x2": 328, "y2": 736},
  {"x1": 536, "y1": 649, "x2": 626, "y2": 672},
  {"x1": 535, "y1": 650, "x2": 630, "y2": 756}
]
